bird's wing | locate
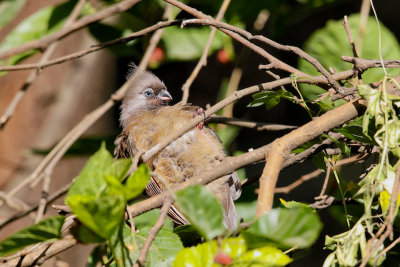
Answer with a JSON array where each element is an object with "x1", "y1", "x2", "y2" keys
[
  {"x1": 146, "y1": 177, "x2": 189, "y2": 225},
  {"x1": 114, "y1": 130, "x2": 136, "y2": 158}
]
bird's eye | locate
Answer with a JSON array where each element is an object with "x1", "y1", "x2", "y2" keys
[{"x1": 143, "y1": 88, "x2": 154, "y2": 97}]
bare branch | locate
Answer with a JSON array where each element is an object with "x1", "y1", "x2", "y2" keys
[
  {"x1": 180, "y1": 0, "x2": 231, "y2": 104},
  {"x1": 135, "y1": 198, "x2": 172, "y2": 267},
  {"x1": 0, "y1": 0, "x2": 143, "y2": 60}
]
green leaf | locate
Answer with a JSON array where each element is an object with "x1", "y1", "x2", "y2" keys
[
  {"x1": 173, "y1": 237, "x2": 246, "y2": 267},
  {"x1": 175, "y1": 185, "x2": 226, "y2": 240},
  {"x1": 86, "y1": 246, "x2": 102, "y2": 267},
  {"x1": 88, "y1": 22, "x2": 138, "y2": 57},
  {"x1": 0, "y1": 0, "x2": 77, "y2": 66},
  {"x1": 322, "y1": 134, "x2": 351, "y2": 156},
  {"x1": 241, "y1": 207, "x2": 322, "y2": 249},
  {"x1": 134, "y1": 209, "x2": 173, "y2": 230},
  {"x1": 248, "y1": 90, "x2": 295, "y2": 110},
  {"x1": 125, "y1": 163, "x2": 150, "y2": 198},
  {"x1": 110, "y1": 224, "x2": 183, "y2": 267},
  {"x1": 70, "y1": 224, "x2": 105, "y2": 244},
  {"x1": 235, "y1": 246, "x2": 292, "y2": 267},
  {"x1": 312, "y1": 151, "x2": 326, "y2": 172},
  {"x1": 335, "y1": 116, "x2": 376, "y2": 145},
  {"x1": 279, "y1": 199, "x2": 311, "y2": 209},
  {"x1": 105, "y1": 158, "x2": 131, "y2": 182},
  {"x1": 66, "y1": 194, "x2": 125, "y2": 240},
  {"x1": 0, "y1": 216, "x2": 65, "y2": 256},
  {"x1": 173, "y1": 225, "x2": 203, "y2": 247},
  {"x1": 66, "y1": 142, "x2": 114, "y2": 198},
  {"x1": 298, "y1": 14, "x2": 400, "y2": 101},
  {"x1": 235, "y1": 201, "x2": 257, "y2": 224},
  {"x1": 162, "y1": 26, "x2": 232, "y2": 61},
  {"x1": 216, "y1": 125, "x2": 240, "y2": 149},
  {"x1": 0, "y1": 0, "x2": 26, "y2": 29}
]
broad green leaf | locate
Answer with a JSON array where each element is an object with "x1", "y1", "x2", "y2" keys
[
  {"x1": 0, "y1": 0, "x2": 26, "y2": 29},
  {"x1": 125, "y1": 163, "x2": 150, "y2": 198},
  {"x1": 105, "y1": 158, "x2": 131, "y2": 182},
  {"x1": 235, "y1": 201, "x2": 257, "y2": 223},
  {"x1": 134, "y1": 209, "x2": 173, "y2": 230},
  {"x1": 322, "y1": 134, "x2": 351, "y2": 156},
  {"x1": 248, "y1": 90, "x2": 295, "y2": 110},
  {"x1": 335, "y1": 116, "x2": 376, "y2": 145},
  {"x1": 175, "y1": 185, "x2": 225, "y2": 240},
  {"x1": 216, "y1": 125, "x2": 240, "y2": 149},
  {"x1": 0, "y1": 216, "x2": 65, "y2": 256},
  {"x1": 173, "y1": 225, "x2": 203, "y2": 247},
  {"x1": 312, "y1": 151, "x2": 326, "y2": 172},
  {"x1": 162, "y1": 26, "x2": 232, "y2": 61},
  {"x1": 70, "y1": 224, "x2": 105, "y2": 244},
  {"x1": 86, "y1": 246, "x2": 102, "y2": 267},
  {"x1": 66, "y1": 194, "x2": 125, "y2": 240},
  {"x1": 173, "y1": 237, "x2": 246, "y2": 267},
  {"x1": 241, "y1": 207, "x2": 322, "y2": 249},
  {"x1": 235, "y1": 246, "x2": 292, "y2": 267},
  {"x1": 0, "y1": 0, "x2": 77, "y2": 66},
  {"x1": 110, "y1": 224, "x2": 183, "y2": 267},
  {"x1": 66, "y1": 142, "x2": 114, "y2": 198},
  {"x1": 298, "y1": 14, "x2": 400, "y2": 101},
  {"x1": 88, "y1": 22, "x2": 138, "y2": 57}
]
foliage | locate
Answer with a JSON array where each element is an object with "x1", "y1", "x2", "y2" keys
[{"x1": 0, "y1": 216, "x2": 65, "y2": 256}]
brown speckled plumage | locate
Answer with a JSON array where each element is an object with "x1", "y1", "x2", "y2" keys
[{"x1": 115, "y1": 68, "x2": 241, "y2": 230}]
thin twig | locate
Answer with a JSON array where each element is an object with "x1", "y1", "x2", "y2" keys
[
  {"x1": 32, "y1": 0, "x2": 86, "y2": 224},
  {"x1": 275, "y1": 168, "x2": 322, "y2": 194},
  {"x1": 357, "y1": 0, "x2": 371, "y2": 56},
  {"x1": 209, "y1": 115, "x2": 298, "y2": 131},
  {"x1": 180, "y1": 0, "x2": 231, "y2": 104},
  {"x1": 1, "y1": 238, "x2": 77, "y2": 267},
  {"x1": 1, "y1": 7, "x2": 172, "y2": 206},
  {"x1": 0, "y1": 0, "x2": 143, "y2": 60},
  {"x1": 135, "y1": 198, "x2": 172, "y2": 267},
  {"x1": 0, "y1": 20, "x2": 181, "y2": 73},
  {"x1": 343, "y1": 15, "x2": 359, "y2": 58},
  {"x1": 180, "y1": 18, "x2": 343, "y2": 93},
  {"x1": 0, "y1": 181, "x2": 72, "y2": 230}
]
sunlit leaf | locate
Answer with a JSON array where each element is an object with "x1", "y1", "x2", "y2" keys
[
  {"x1": 298, "y1": 14, "x2": 400, "y2": 101},
  {"x1": 0, "y1": 0, "x2": 26, "y2": 29},
  {"x1": 66, "y1": 142, "x2": 114, "y2": 198},
  {"x1": 0, "y1": 0, "x2": 77, "y2": 66},
  {"x1": 110, "y1": 224, "x2": 183, "y2": 267},
  {"x1": 0, "y1": 216, "x2": 65, "y2": 256},
  {"x1": 235, "y1": 246, "x2": 292, "y2": 267},
  {"x1": 173, "y1": 237, "x2": 246, "y2": 267},
  {"x1": 248, "y1": 90, "x2": 295, "y2": 110},
  {"x1": 162, "y1": 26, "x2": 232, "y2": 61},
  {"x1": 67, "y1": 194, "x2": 125, "y2": 240},
  {"x1": 241, "y1": 207, "x2": 322, "y2": 249},
  {"x1": 175, "y1": 185, "x2": 225, "y2": 240}
]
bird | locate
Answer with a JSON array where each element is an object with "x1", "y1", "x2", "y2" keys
[{"x1": 114, "y1": 66, "x2": 241, "y2": 230}]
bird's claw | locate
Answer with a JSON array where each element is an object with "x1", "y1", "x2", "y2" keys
[{"x1": 193, "y1": 108, "x2": 206, "y2": 130}]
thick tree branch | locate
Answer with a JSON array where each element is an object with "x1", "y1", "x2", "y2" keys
[{"x1": 255, "y1": 99, "x2": 365, "y2": 218}]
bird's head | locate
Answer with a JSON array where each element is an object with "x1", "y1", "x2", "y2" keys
[{"x1": 120, "y1": 67, "x2": 172, "y2": 127}]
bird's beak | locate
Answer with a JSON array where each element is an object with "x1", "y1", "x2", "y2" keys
[{"x1": 157, "y1": 90, "x2": 172, "y2": 102}]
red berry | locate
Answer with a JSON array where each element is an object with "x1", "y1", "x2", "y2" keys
[
  {"x1": 149, "y1": 47, "x2": 165, "y2": 65},
  {"x1": 217, "y1": 49, "x2": 231, "y2": 64},
  {"x1": 214, "y1": 252, "x2": 233, "y2": 265}
]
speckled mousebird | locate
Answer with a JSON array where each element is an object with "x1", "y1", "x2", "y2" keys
[{"x1": 114, "y1": 66, "x2": 241, "y2": 230}]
